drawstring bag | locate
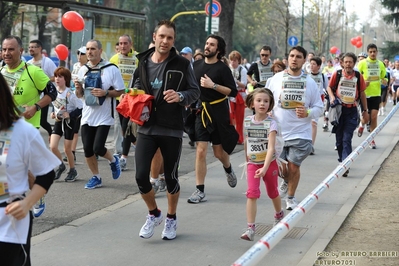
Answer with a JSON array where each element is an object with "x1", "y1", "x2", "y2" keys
[{"x1": 116, "y1": 94, "x2": 154, "y2": 126}]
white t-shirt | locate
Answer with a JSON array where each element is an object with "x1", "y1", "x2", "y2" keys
[
  {"x1": 392, "y1": 69, "x2": 399, "y2": 86},
  {"x1": 52, "y1": 87, "x2": 83, "y2": 116},
  {"x1": 0, "y1": 119, "x2": 60, "y2": 244},
  {"x1": 27, "y1": 56, "x2": 57, "y2": 79},
  {"x1": 268, "y1": 71, "x2": 324, "y2": 141},
  {"x1": 77, "y1": 61, "x2": 125, "y2": 126}
]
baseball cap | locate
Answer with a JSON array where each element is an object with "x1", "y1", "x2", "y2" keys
[
  {"x1": 77, "y1": 46, "x2": 86, "y2": 55},
  {"x1": 180, "y1": 47, "x2": 192, "y2": 55},
  {"x1": 358, "y1": 52, "x2": 367, "y2": 58}
]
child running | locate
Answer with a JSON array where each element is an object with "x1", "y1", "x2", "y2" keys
[
  {"x1": 50, "y1": 67, "x2": 83, "y2": 182},
  {"x1": 241, "y1": 88, "x2": 284, "y2": 241}
]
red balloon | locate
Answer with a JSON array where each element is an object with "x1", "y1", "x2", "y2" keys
[
  {"x1": 355, "y1": 41, "x2": 363, "y2": 48},
  {"x1": 356, "y1": 36, "x2": 362, "y2": 42},
  {"x1": 330, "y1": 46, "x2": 338, "y2": 54},
  {"x1": 62, "y1": 11, "x2": 85, "y2": 32},
  {"x1": 350, "y1": 38, "x2": 357, "y2": 46},
  {"x1": 55, "y1": 44, "x2": 69, "y2": 61}
]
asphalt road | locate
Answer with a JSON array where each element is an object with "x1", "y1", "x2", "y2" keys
[{"x1": 34, "y1": 121, "x2": 244, "y2": 236}]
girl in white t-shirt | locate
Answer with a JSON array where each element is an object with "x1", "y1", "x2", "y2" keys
[
  {"x1": 241, "y1": 88, "x2": 284, "y2": 241},
  {"x1": 0, "y1": 72, "x2": 60, "y2": 265}
]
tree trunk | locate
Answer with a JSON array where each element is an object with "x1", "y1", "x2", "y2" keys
[
  {"x1": 0, "y1": 2, "x2": 19, "y2": 39},
  {"x1": 218, "y1": 0, "x2": 236, "y2": 54}
]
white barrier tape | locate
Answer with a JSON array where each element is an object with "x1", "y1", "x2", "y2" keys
[{"x1": 232, "y1": 104, "x2": 399, "y2": 266}]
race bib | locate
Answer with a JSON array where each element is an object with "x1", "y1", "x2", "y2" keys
[
  {"x1": 245, "y1": 118, "x2": 271, "y2": 164},
  {"x1": 367, "y1": 61, "x2": 380, "y2": 81},
  {"x1": 2, "y1": 71, "x2": 21, "y2": 94},
  {"x1": 337, "y1": 77, "x2": 357, "y2": 104},
  {"x1": 257, "y1": 62, "x2": 273, "y2": 85},
  {"x1": 0, "y1": 126, "x2": 12, "y2": 203},
  {"x1": 280, "y1": 75, "x2": 306, "y2": 109},
  {"x1": 118, "y1": 55, "x2": 136, "y2": 88}
]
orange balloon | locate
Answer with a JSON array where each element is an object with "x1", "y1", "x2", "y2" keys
[
  {"x1": 62, "y1": 11, "x2": 85, "y2": 32},
  {"x1": 55, "y1": 44, "x2": 69, "y2": 61}
]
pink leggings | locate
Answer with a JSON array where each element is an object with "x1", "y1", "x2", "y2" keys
[{"x1": 246, "y1": 160, "x2": 279, "y2": 199}]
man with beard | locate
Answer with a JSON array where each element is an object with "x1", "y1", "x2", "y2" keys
[
  {"x1": 187, "y1": 35, "x2": 238, "y2": 204},
  {"x1": 267, "y1": 46, "x2": 324, "y2": 210},
  {"x1": 327, "y1": 52, "x2": 368, "y2": 177}
]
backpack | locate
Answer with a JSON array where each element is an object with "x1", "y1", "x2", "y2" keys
[
  {"x1": 331, "y1": 69, "x2": 361, "y2": 99},
  {"x1": 84, "y1": 63, "x2": 117, "y2": 106}
]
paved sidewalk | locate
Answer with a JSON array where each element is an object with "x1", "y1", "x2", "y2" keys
[{"x1": 32, "y1": 109, "x2": 399, "y2": 266}]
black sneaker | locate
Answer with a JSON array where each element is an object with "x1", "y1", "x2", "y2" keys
[
  {"x1": 65, "y1": 169, "x2": 78, "y2": 182},
  {"x1": 63, "y1": 152, "x2": 76, "y2": 162},
  {"x1": 54, "y1": 163, "x2": 66, "y2": 180}
]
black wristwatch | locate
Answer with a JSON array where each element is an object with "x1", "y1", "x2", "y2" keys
[{"x1": 34, "y1": 103, "x2": 41, "y2": 111}]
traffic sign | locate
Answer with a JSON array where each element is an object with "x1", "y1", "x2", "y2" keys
[
  {"x1": 205, "y1": 0, "x2": 222, "y2": 17},
  {"x1": 205, "y1": 17, "x2": 219, "y2": 33},
  {"x1": 288, "y1": 36, "x2": 299, "y2": 47}
]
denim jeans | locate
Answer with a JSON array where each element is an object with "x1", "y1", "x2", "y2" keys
[{"x1": 335, "y1": 106, "x2": 359, "y2": 162}]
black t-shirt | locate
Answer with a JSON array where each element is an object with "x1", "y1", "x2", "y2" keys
[
  {"x1": 247, "y1": 60, "x2": 272, "y2": 83},
  {"x1": 193, "y1": 59, "x2": 237, "y2": 102}
]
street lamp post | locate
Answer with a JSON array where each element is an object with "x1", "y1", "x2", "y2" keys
[
  {"x1": 327, "y1": 0, "x2": 332, "y2": 55},
  {"x1": 340, "y1": 0, "x2": 345, "y2": 53},
  {"x1": 301, "y1": 0, "x2": 304, "y2": 46}
]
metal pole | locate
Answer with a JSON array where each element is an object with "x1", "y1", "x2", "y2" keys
[
  {"x1": 301, "y1": 0, "x2": 304, "y2": 46},
  {"x1": 327, "y1": 0, "x2": 331, "y2": 55},
  {"x1": 344, "y1": 15, "x2": 348, "y2": 52},
  {"x1": 21, "y1": 12, "x2": 24, "y2": 41},
  {"x1": 317, "y1": 2, "x2": 321, "y2": 53},
  {"x1": 340, "y1": 6, "x2": 344, "y2": 51},
  {"x1": 208, "y1": 0, "x2": 212, "y2": 35}
]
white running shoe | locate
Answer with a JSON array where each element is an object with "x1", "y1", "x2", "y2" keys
[
  {"x1": 278, "y1": 180, "x2": 288, "y2": 198},
  {"x1": 139, "y1": 213, "x2": 163, "y2": 239},
  {"x1": 240, "y1": 227, "x2": 255, "y2": 241},
  {"x1": 187, "y1": 189, "x2": 207, "y2": 204},
  {"x1": 286, "y1": 197, "x2": 298, "y2": 210},
  {"x1": 161, "y1": 217, "x2": 177, "y2": 240}
]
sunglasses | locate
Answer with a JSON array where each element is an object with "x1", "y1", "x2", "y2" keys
[{"x1": 261, "y1": 54, "x2": 270, "y2": 57}]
